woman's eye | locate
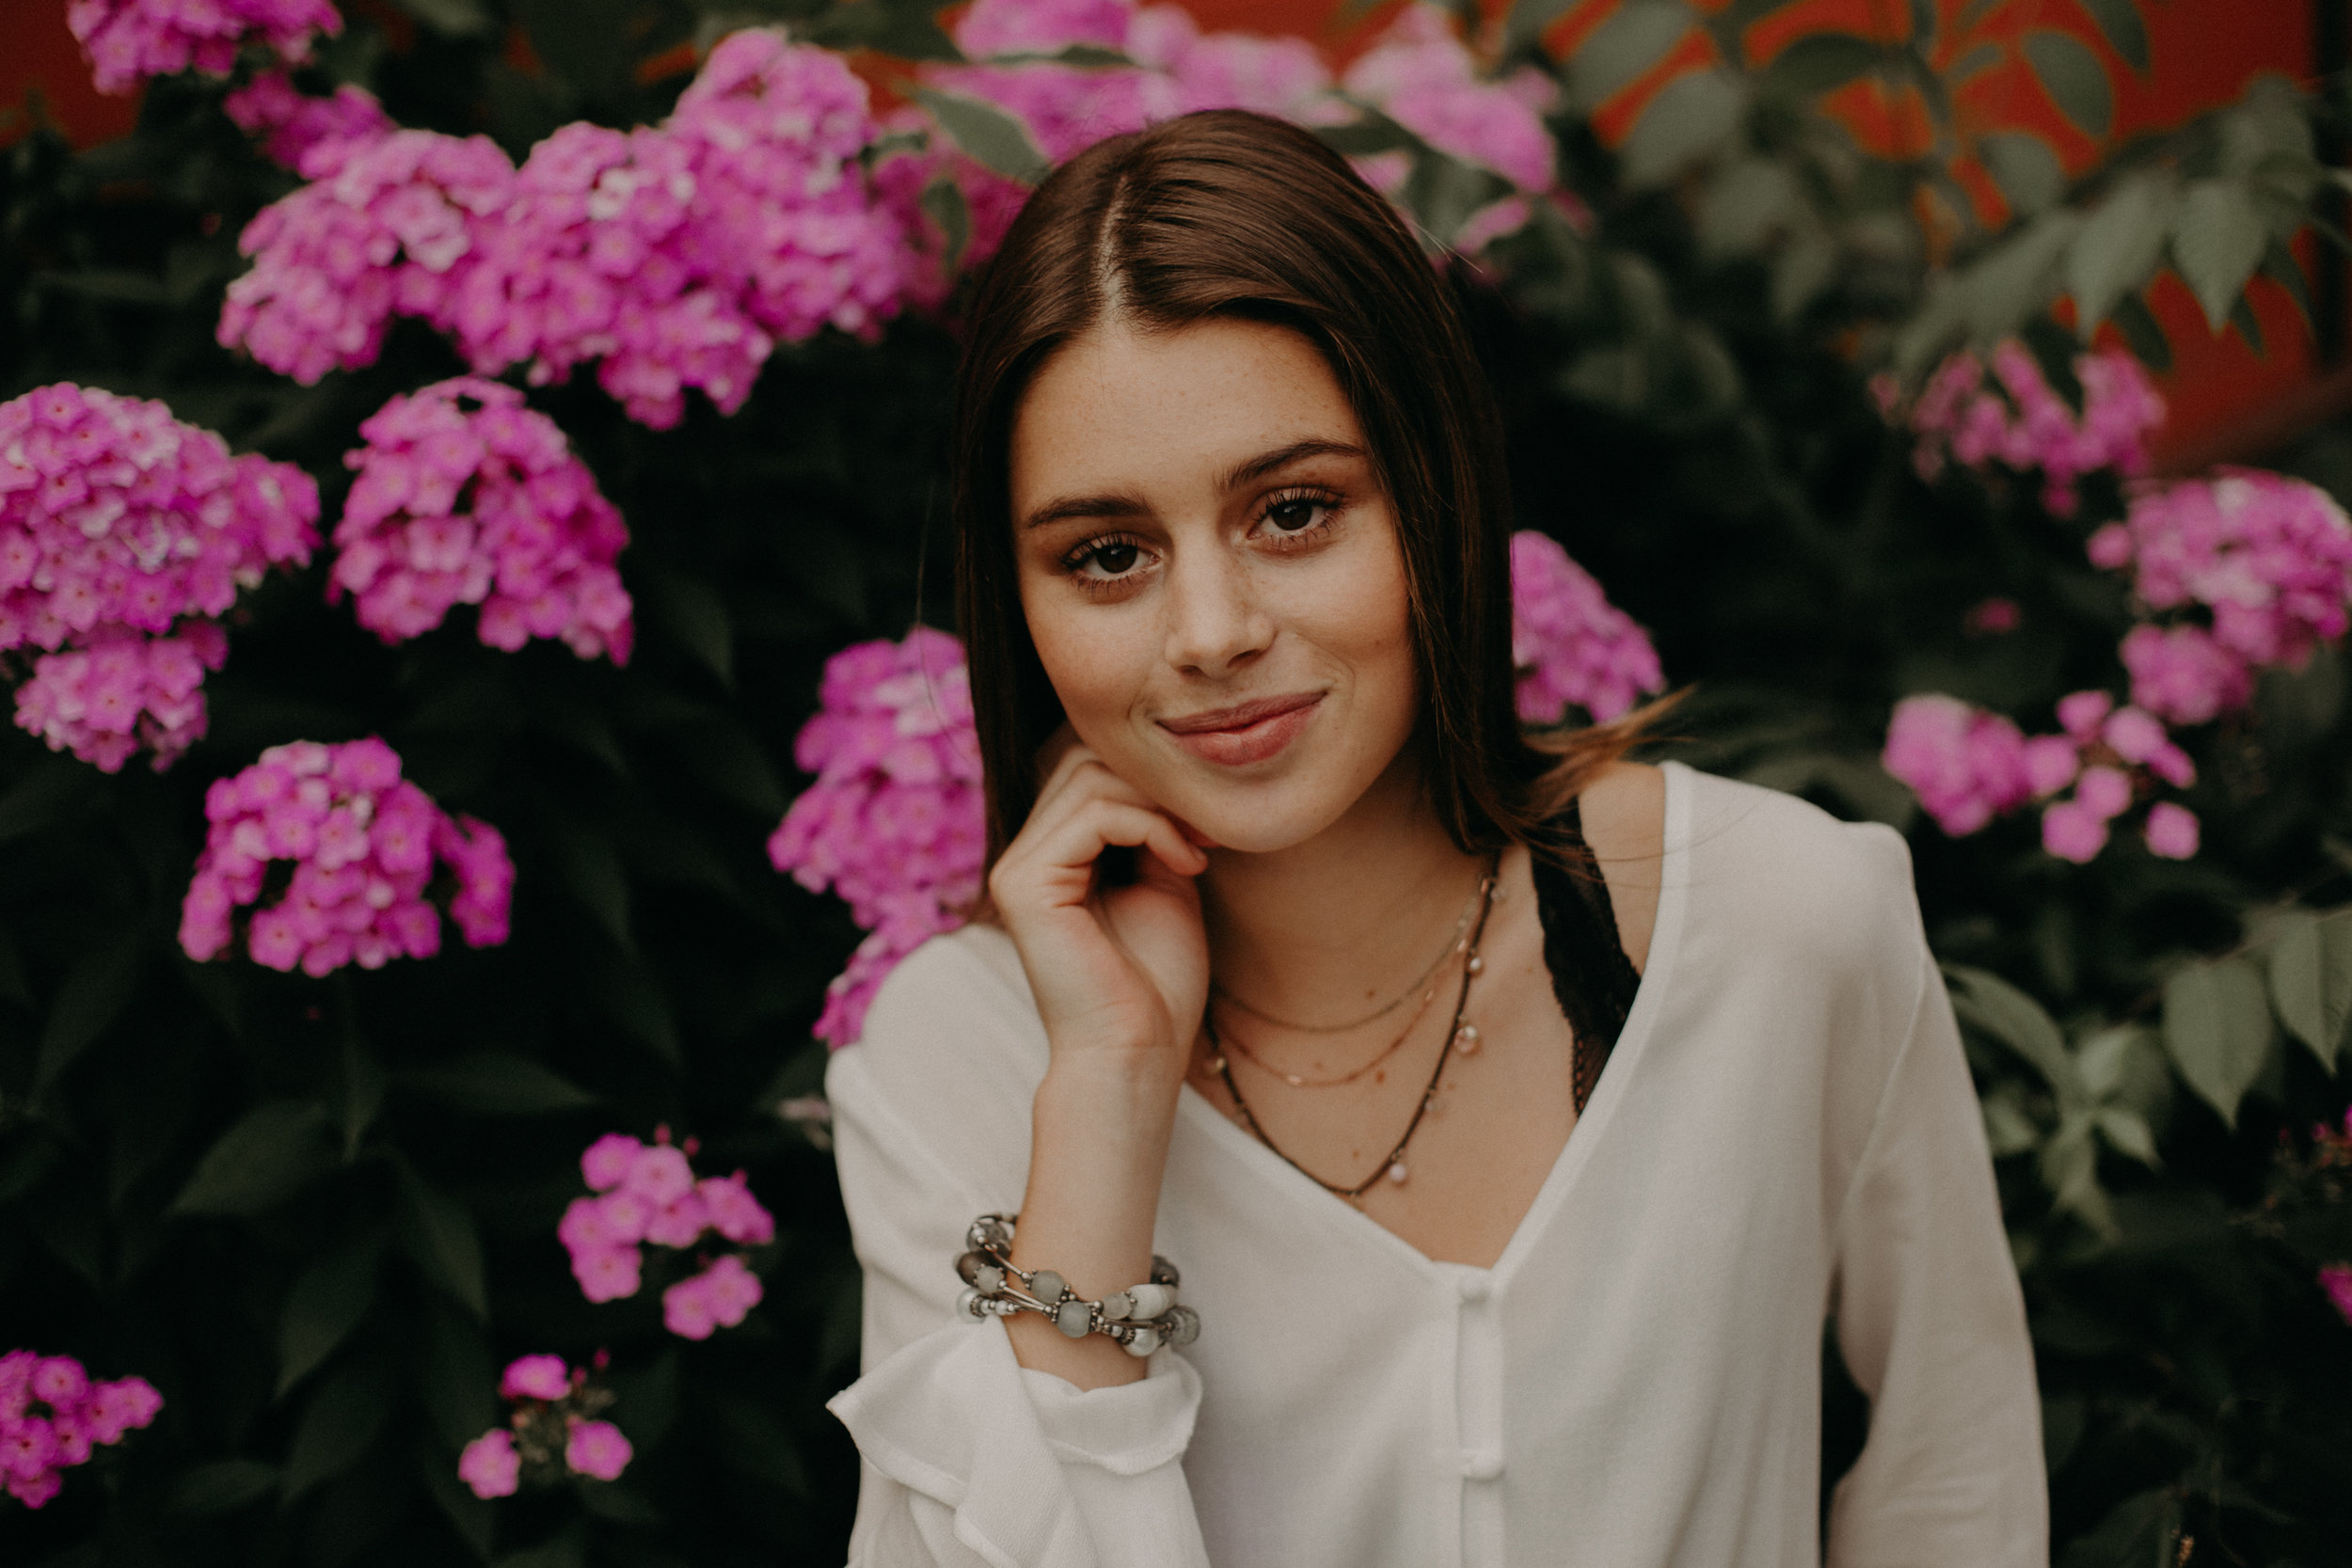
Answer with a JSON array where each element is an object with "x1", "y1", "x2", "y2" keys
[
  {"x1": 1086, "y1": 540, "x2": 1141, "y2": 575},
  {"x1": 1265, "y1": 498, "x2": 1325, "y2": 532}
]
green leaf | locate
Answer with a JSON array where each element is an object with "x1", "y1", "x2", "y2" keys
[
  {"x1": 575, "y1": 1477, "x2": 663, "y2": 1524},
  {"x1": 670, "y1": 721, "x2": 790, "y2": 819},
  {"x1": 2092, "y1": 1106, "x2": 2160, "y2": 1167},
  {"x1": 1960, "y1": 209, "x2": 2080, "y2": 341},
  {"x1": 1979, "y1": 131, "x2": 2065, "y2": 217},
  {"x1": 2269, "y1": 909, "x2": 2352, "y2": 1070},
  {"x1": 2162, "y1": 958, "x2": 2277, "y2": 1129},
  {"x1": 1564, "y1": 0, "x2": 1689, "y2": 108},
  {"x1": 401, "y1": 1053, "x2": 599, "y2": 1116},
  {"x1": 169, "y1": 1101, "x2": 338, "y2": 1218},
  {"x1": 2106, "y1": 290, "x2": 2172, "y2": 371},
  {"x1": 2023, "y1": 29, "x2": 2113, "y2": 140},
  {"x1": 36, "y1": 927, "x2": 147, "y2": 1092},
  {"x1": 283, "y1": 1358, "x2": 392, "y2": 1501},
  {"x1": 1502, "y1": 0, "x2": 1580, "y2": 59},
  {"x1": 493, "y1": 1526, "x2": 588, "y2": 1568},
  {"x1": 705, "y1": 1389, "x2": 811, "y2": 1494},
  {"x1": 1619, "y1": 70, "x2": 1748, "y2": 187},
  {"x1": 2076, "y1": 0, "x2": 2150, "y2": 72},
  {"x1": 912, "y1": 87, "x2": 1050, "y2": 186},
  {"x1": 390, "y1": 0, "x2": 490, "y2": 37},
  {"x1": 2227, "y1": 288, "x2": 2266, "y2": 356},
  {"x1": 417, "y1": 1297, "x2": 496, "y2": 1453},
  {"x1": 1696, "y1": 159, "x2": 1798, "y2": 259},
  {"x1": 643, "y1": 570, "x2": 734, "y2": 687},
  {"x1": 168, "y1": 1460, "x2": 279, "y2": 1516},
  {"x1": 1946, "y1": 965, "x2": 2078, "y2": 1105},
  {"x1": 581, "y1": 958, "x2": 680, "y2": 1066},
  {"x1": 414, "y1": 1439, "x2": 495, "y2": 1561},
  {"x1": 2064, "y1": 173, "x2": 2170, "y2": 333},
  {"x1": 2259, "y1": 242, "x2": 2314, "y2": 336},
  {"x1": 0, "y1": 756, "x2": 95, "y2": 847},
  {"x1": 920, "y1": 174, "x2": 974, "y2": 277},
  {"x1": 2173, "y1": 179, "x2": 2267, "y2": 332},
  {"x1": 805, "y1": 0, "x2": 962, "y2": 62},
  {"x1": 1945, "y1": 41, "x2": 2001, "y2": 86},
  {"x1": 2055, "y1": 1488, "x2": 2179, "y2": 1568},
  {"x1": 1763, "y1": 33, "x2": 1883, "y2": 97},
  {"x1": 393, "y1": 1161, "x2": 486, "y2": 1320},
  {"x1": 279, "y1": 1229, "x2": 387, "y2": 1397},
  {"x1": 547, "y1": 815, "x2": 632, "y2": 951}
]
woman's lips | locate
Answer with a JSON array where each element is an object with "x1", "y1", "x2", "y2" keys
[{"x1": 1159, "y1": 693, "x2": 1324, "y2": 767}]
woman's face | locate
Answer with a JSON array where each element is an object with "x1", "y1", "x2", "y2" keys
[{"x1": 1009, "y1": 315, "x2": 1420, "y2": 853}]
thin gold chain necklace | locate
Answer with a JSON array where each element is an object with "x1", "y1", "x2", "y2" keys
[
  {"x1": 1209, "y1": 876, "x2": 1485, "y2": 1035},
  {"x1": 1213, "y1": 961, "x2": 1449, "y2": 1087},
  {"x1": 1207, "y1": 860, "x2": 1499, "y2": 1200}
]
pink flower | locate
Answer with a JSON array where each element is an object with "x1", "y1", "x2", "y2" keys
[
  {"x1": 580, "y1": 1133, "x2": 643, "y2": 1193},
  {"x1": 2319, "y1": 1262, "x2": 2352, "y2": 1326},
  {"x1": 457, "y1": 1429, "x2": 520, "y2": 1498},
  {"x1": 643, "y1": 1193, "x2": 709, "y2": 1249},
  {"x1": 697, "y1": 1173, "x2": 775, "y2": 1245},
  {"x1": 623, "y1": 1144, "x2": 694, "y2": 1208},
  {"x1": 498, "y1": 1355, "x2": 572, "y2": 1402},
  {"x1": 179, "y1": 739, "x2": 513, "y2": 976},
  {"x1": 1508, "y1": 531, "x2": 1663, "y2": 724},
  {"x1": 564, "y1": 1419, "x2": 632, "y2": 1481},
  {"x1": 2120, "y1": 624, "x2": 2252, "y2": 727},
  {"x1": 70, "y1": 0, "x2": 341, "y2": 94},
  {"x1": 569, "y1": 1244, "x2": 643, "y2": 1304},
  {"x1": 1342, "y1": 4, "x2": 1557, "y2": 196},
  {"x1": 662, "y1": 1255, "x2": 764, "y2": 1340},
  {"x1": 225, "y1": 72, "x2": 392, "y2": 171},
  {"x1": 2143, "y1": 802, "x2": 2201, "y2": 860},
  {"x1": 2041, "y1": 800, "x2": 2109, "y2": 863},
  {"x1": 1883, "y1": 694, "x2": 2030, "y2": 836},
  {"x1": 1895, "y1": 343, "x2": 2164, "y2": 511},
  {"x1": 0, "y1": 386, "x2": 314, "y2": 771},
  {"x1": 771, "y1": 628, "x2": 985, "y2": 1045},
  {"x1": 333, "y1": 379, "x2": 632, "y2": 662}
]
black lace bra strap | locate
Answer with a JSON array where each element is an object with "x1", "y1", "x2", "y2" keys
[{"x1": 1530, "y1": 801, "x2": 1644, "y2": 1115}]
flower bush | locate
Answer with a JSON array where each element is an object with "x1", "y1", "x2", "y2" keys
[
  {"x1": 0, "y1": 382, "x2": 318, "y2": 770},
  {"x1": 68, "y1": 0, "x2": 340, "y2": 95},
  {"x1": 0, "y1": 1353, "x2": 160, "y2": 1510},
  {"x1": 8, "y1": 0, "x2": 2352, "y2": 1563},
  {"x1": 178, "y1": 736, "x2": 513, "y2": 974}
]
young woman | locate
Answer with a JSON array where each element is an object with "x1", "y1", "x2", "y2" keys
[{"x1": 824, "y1": 111, "x2": 2044, "y2": 1567}]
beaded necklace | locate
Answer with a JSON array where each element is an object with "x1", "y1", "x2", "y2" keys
[
  {"x1": 1210, "y1": 879, "x2": 1484, "y2": 1037},
  {"x1": 1207, "y1": 860, "x2": 1499, "y2": 1200}
]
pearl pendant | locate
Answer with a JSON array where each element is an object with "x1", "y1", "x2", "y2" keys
[
  {"x1": 1454, "y1": 1023, "x2": 1480, "y2": 1053},
  {"x1": 1386, "y1": 1161, "x2": 1409, "y2": 1185},
  {"x1": 1466, "y1": 955, "x2": 1485, "y2": 975}
]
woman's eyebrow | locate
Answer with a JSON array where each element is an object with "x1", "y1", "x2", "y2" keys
[
  {"x1": 1217, "y1": 438, "x2": 1365, "y2": 492},
  {"x1": 1021, "y1": 491, "x2": 1150, "y2": 531}
]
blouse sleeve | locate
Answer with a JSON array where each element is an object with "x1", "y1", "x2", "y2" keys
[
  {"x1": 823, "y1": 934, "x2": 1213, "y2": 1568},
  {"x1": 1825, "y1": 941, "x2": 2048, "y2": 1567}
]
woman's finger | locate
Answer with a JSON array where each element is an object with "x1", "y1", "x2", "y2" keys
[{"x1": 999, "y1": 797, "x2": 1207, "y2": 897}]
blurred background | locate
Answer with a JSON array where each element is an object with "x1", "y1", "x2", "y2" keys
[{"x1": 2, "y1": 1, "x2": 2350, "y2": 1564}]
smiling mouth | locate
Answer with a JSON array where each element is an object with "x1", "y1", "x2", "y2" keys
[{"x1": 1158, "y1": 692, "x2": 1325, "y2": 767}]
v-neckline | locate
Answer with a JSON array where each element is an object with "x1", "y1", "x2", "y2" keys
[{"x1": 1173, "y1": 761, "x2": 1695, "y2": 1289}]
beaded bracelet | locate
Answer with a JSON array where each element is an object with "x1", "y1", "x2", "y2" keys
[{"x1": 953, "y1": 1213, "x2": 1201, "y2": 1357}]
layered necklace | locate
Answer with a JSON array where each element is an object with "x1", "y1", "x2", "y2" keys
[{"x1": 1205, "y1": 858, "x2": 1501, "y2": 1201}]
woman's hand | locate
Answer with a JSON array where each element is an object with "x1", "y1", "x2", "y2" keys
[
  {"x1": 986, "y1": 732, "x2": 1211, "y2": 1386},
  {"x1": 988, "y1": 735, "x2": 1211, "y2": 1080}
]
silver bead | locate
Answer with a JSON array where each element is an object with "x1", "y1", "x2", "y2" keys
[
  {"x1": 975, "y1": 1262, "x2": 1005, "y2": 1293},
  {"x1": 1055, "y1": 1300, "x2": 1094, "y2": 1338},
  {"x1": 1150, "y1": 1255, "x2": 1180, "y2": 1288},
  {"x1": 1029, "y1": 1268, "x2": 1067, "y2": 1303},
  {"x1": 955, "y1": 1287, "x2": 987, "y2": 1323},
  {"x1": 1101, "y1": 1290, "x2": 1135, "y2": 1322},
  {"x1": 1122, "y1": 1324, "x2": 1162, "y2": 1358},
  {"x1": 1453, "y1": 1023, "x2": 1480, "y2": 1053},
  {"x1": 1386, "y1": 1161, "x2": 1408, "y2": 1184},
  {"x1": 1160, "y1": 1305, "x2": 1200, "y2": 1347},
  {"x1": 1125, "y1": 1282, "x2": 1176, "y2": 1319},
  {"x1": 968, "y1": 1217, "x2": 1011, "y2": 1252}
]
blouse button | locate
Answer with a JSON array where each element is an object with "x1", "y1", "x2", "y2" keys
[
  {"x1": 1459, "y1": 1449, "x2": 1505, "y2": 1482},
  {"x1": 1454, "y1": 1271, "x2": 1492, "y2": 1304}
]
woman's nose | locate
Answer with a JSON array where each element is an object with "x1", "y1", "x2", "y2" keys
[{"x1": 1161, "y1": 548, "x2": 1271, "y2": 677}]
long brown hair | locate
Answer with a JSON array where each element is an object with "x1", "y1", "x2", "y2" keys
[{"x1": 952, "y1": 109, "x2": 1647, "y2": 869}]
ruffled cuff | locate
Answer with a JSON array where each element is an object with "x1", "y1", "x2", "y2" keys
[{"x1": 829, "y1": 1315, "x2": 1202, "y2": 1568}]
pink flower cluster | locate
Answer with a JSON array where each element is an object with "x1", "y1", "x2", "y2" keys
[
  {"x1": 221, "y1": 34, "x2": 926, "y2": 429},
  {"x1": 458, "y1": 1354, "x2": 631, "y2": 1499},
  {"x1": 224, "y1": 71, "x2": 393, "y2": 173},
  {"x1": 0, "y1": 1352, "x2": 162, "y2": 1510},
  {"x1": 0, "y1": 383, "x2": 318, "y2": 771},
  {"x1": 179, "y1": 737, "x2": 514, "y2": 975},
  {"x1": 1882, "y1": 690, "x2": 2198, "y2": 863},
  {"x1": 767, "y1": 627, "x2": 984, "y2": 1046},
  {"x1": 2323, "y1": 1263, "x2": 2352, "y2": 1327},
  {"x1": 2091, "y1": 469, "x2": 2352, "y2": 723},
  {"x1": 1509, "y1": 531, "x2": 1664, "y2": 724},
  {"x1": 70, "y1": 0, "x2": 340, "y2": 94},
  {"x1": 1340, "y1": 4, "x2": 1558, "y2": 195},
  {"x1": 1891, "y1": 343, "x2": 2166, "y2": 515},
  {"x1": 558, "y1": 1132, "x2": 774, "y2": 1340},
  {"x1": 333, "y1": 379, "x2": 631, "y2": 660}
]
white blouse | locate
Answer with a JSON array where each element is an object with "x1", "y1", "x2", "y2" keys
[{"x1": 825, "y1": 762, "x2": 2047, "y2": 1568}]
